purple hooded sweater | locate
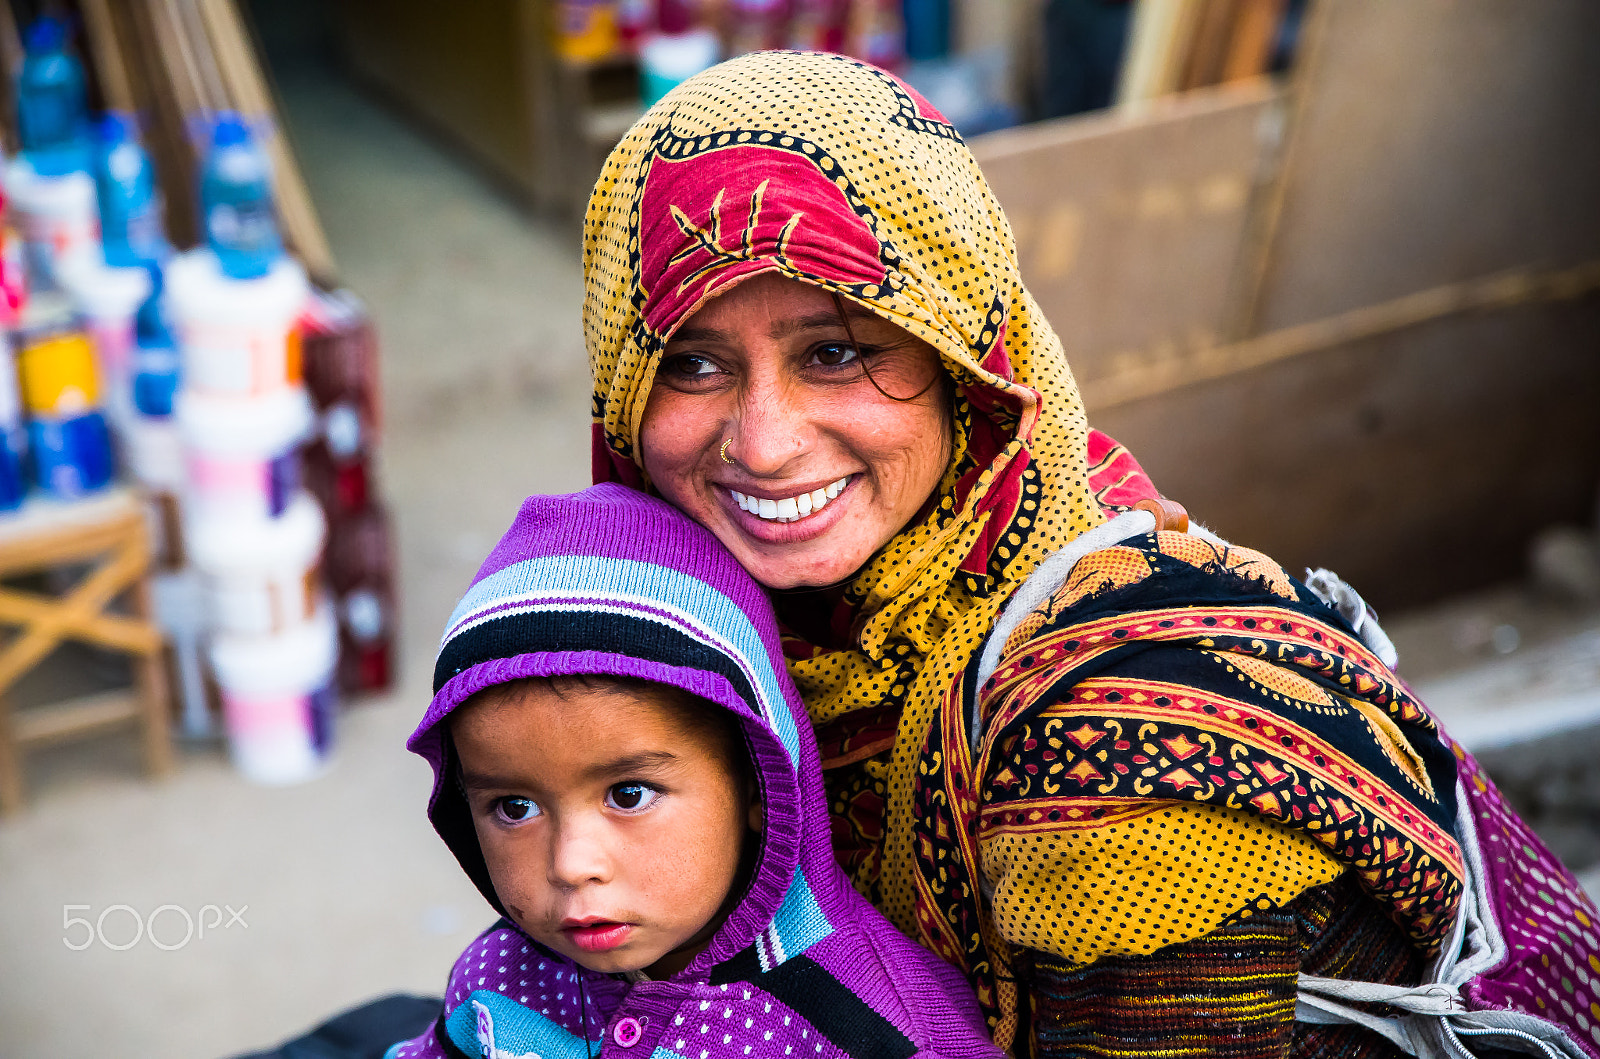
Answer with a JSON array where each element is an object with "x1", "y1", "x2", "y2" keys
[{"x1": 390, "y1": 484, "x2": 1003, "y2": 1059}]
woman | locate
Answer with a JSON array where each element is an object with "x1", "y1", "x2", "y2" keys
[{"x1": 583, "y1": 51, "x2": 1461, "y2": 1057}]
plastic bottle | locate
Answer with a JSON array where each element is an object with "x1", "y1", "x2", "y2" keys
[
  {"x1": 845, "y1": 0, "x2": 904, "y2": 70},
  {"x1": 902, "y1": 0, "x2": 950, "y2": 62},
  {"x1": 94, "y1": 113, "x2": 167, "y2": 269},
  {"x1": 553, "y1": 0, "x2": 620, "y2": 64},
  {"x1": 15, "y1": 292, "x2": 114, "y2": 498},
  {"x1": 616, "y1": 0, "x2": 655, "y2": 51},
  {"x1": 324, "y1": 503, "x2": 395, "y2": 695},
  {"x1": 0, "y1": 214, "x2": 28, "y2": 326},
  {"x1": 0, "y1": 335, "x2": 27, "y2": 510},
  {"x1": 15, "y1": 17, "x2": 91, "y2": 177},
  {"x1": 789, "y1": 0, "x2": 847, "y2": 51},
  {"x1": 726, "y1": 0, "x2": 789, "y2": 55},
  {"x1": 199, "y1": 113, "x2": 282, "y2": 281},
  {"x1": 640, "y1": 1, "x2": 721, "y2": 107},
  {"x1": 131, "y1": 266, "x2": 181, "y2": 417}
]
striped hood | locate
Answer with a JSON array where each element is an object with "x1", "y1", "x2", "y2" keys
[{"x1": 411, "y1": 483, "x2": 838, "y2": 982}]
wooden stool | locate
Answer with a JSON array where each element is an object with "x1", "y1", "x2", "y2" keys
[{"x1": 0, "y1": 489, "x2": 173, "y2": 813}]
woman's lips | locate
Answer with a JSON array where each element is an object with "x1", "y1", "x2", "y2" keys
[
  {"x1": 562, "y1": 920, "x2": 633, "y2": 953},
  {"x1": 721, "y1": 476, "x2": 855, "y2": 544}
]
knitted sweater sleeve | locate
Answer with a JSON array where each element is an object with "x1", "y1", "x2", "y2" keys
[
  {"x1": 1018, "y1": 874, "x2": 1418, "y2": 1059},
  {"x1": 1023, "y1": 910, "x2": 1302, "y2": 1058}
]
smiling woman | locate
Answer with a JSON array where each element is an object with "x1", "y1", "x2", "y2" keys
[{"x1": 577, "y1": 49, "x2": 1598, "y2": 1059}]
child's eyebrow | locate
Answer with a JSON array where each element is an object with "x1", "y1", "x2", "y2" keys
[
  {"x1": 456, "y1": 751, "x2": 679, "y2": 793},
  {"x1": 458, "y1": 770, "x2": 524, "y2": 793},
  {"x1": 585, "y1": 750, "x2": 677, "y2": 780}
]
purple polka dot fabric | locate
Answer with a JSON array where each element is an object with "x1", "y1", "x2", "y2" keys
[{"x1": 1450, "y1": 738, "x2": 1600, "y2": 1058}]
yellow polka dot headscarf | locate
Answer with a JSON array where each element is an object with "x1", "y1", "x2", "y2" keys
[{"x1": 585, "y1": 47, "x2": 1141, "y2": 1024}]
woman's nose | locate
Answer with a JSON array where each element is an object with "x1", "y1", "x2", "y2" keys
[
  {"x1": 547, "y1": 821, "x2": 612, "y2": 888},
  {"x1": 731, "y1": 374, "x2": 809, "y2": 475}
]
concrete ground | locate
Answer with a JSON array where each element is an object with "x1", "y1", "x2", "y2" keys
[{"x1": 1, "y1": 63, "x2": 1597, "y2": 1058}]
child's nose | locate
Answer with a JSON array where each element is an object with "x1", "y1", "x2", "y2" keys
[{"x1": 548, "y1": 820, "x2": 612, "y2": 888}]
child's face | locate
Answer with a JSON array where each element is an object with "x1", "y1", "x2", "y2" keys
[{"x1": 453, "y1": 681, "x2": 760, "y2": 978}]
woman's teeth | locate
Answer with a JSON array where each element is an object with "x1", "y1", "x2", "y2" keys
[{"x1": 731, "y1": 477, "x2": 849, "y2": 523}]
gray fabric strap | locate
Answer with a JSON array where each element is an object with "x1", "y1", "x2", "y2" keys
[{"x1": 1293, "y1": 780, "x2": 1589, "y2": 1059}]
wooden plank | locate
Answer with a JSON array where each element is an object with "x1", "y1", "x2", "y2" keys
[
  {"x1": 11, "y1": 690, "x2": 141, "y2": 746},
  {"x1": 1220, "y1": 0, "x2": 1285, "y2": 83},
  {"x1": 1116, "y1": 0, "x2": 1205, "y2": 105},
  {"x1": 79, "y1": 0, "x2": 139, "y2": 111},
  {"x1": 109, "y1": 1, "x2": 203, "y2": 248},
  {"x1": 166, "y1": 0, "x2": 229, "y2": 108},
  {"x1": 972, "y1": 80, "x2": 1279, "y2": 382},
  {"x1": 1239, "y1": 0, "x2": 1600, "y2": 333},
  {"x1": 1179, "y1": 0, "x2": 1240, "y2": 91},
  {"x1": 1081, "y1": 259, "x2": 1600, "y2": 410},
  {"x1": 0, "y1": 0, "x2": 21, "y2": 150},
  {"x1": 1093, "y1": 297, "x2": 1600, "y2": 611},
  {"x1": 0, "y1": 491, "x2": 145, "y2": 575}
]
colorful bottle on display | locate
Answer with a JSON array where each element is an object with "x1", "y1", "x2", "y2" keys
[
  {"x1": 94, "y1": 113, "x2": 167, "y2": 269},
  {"x1": 902, "y1": 0, "x2": 950, "y2": 61},
  {"x1": 726, "y1": 0, "x2": 790, "y2": 55},
  {"x1": 0, "y1": 335, "x2": 27, "y2": 509},
  {"x1": 789, "y1": 0, "x2": 848, "y2": 51},
  {"x1": 846, "y1": 0, "x2": 904, "y2": 70},
  {"x1": 15, "y1": 17, "x2": 91, "y2": 177},
  {"x1": 640, "y1": 0, "x2": 721, "y2": 107},
  {"x1": 0, "y1": 217, "x2": 27, "y2": 330},
  {"x1": 553, "y1": 0, "x2": 620, "y2": 63},
  {"x1": 325, "y1": 503, "x2": 395, "y2": 694},
  {"x1": 616, "y1": 0, "x2": 655, "y2": 51},
  {"x1": 28, "y1": 410, "x2": 113, "y2": 497},
  {"x1": 131, "y1": 266, "x2": 181, "y2": 417},
  {"x1": 199, "y1": 113, "x2": 282, "y2": 281},
  {"x1": 15, "y1": 294, "x2": 114, "y2": 498}
]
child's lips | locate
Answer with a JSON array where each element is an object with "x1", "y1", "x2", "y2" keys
[{"x1": 562, "y1": 919, "x2": 633, "y2": 953}]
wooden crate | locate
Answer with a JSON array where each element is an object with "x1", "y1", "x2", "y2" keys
[
  {"x1": 971, "y1": 0, "x2": 1600, "y2": 611},
  {"x1": 338, "y1": 0, "x2": 641, "y2": 216}
]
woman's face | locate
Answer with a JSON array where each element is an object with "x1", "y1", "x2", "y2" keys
[{"x1": 640, "y1": 273, "x2": 952, "y2": 590}]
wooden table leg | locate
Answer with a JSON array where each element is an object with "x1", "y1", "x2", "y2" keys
[
  {"x1": 132, "y1": 574, "x2": 174, "y2": 779},
  {"x1": 0, "y1": 693, "x2": 22, "y2": 815}
]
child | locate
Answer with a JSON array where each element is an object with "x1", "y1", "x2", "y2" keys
[{"x1": 389, "y1": 484, "x2": 1003, "y2": 1059}]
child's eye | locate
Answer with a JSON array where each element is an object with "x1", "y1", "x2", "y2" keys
[
  {"x1": 494, "y1": 796, "x2": 541, "y2": 823},
  {"x1": 605, "y1": 783, "x2": 661, "y2": 812}
]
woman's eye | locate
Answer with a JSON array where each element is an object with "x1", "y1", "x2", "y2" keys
[
  {"x1": 809, "y1": 342, "x2": 860, "y2": 367},
  {"x1": 605, "y1": 783, "x2": 661, "y2": 811},
  {"x1": 494, "y1": 797, "x2": 541, "y2": 823},
  {"x1": 661, "y1": 353, "x2": 719, "y2": 377}
]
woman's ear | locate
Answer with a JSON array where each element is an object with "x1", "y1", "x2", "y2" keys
[{"x1": 747, "y1": 795, "x2": 765, "y2": 833}]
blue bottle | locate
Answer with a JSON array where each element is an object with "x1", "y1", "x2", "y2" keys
[
  {"x1": 199, "y1": 113, "x2": 282, "y2": 280},
  {"x1": 131, "y1": 266, "x2": 181, "y2": 417},
  {"x1": 95, "y1": 113, "x2": 168, "y2": 269},
  {"x1": 29, "y1": 411, "x2": 113, "y2": 498},
  {"x1": 16, "y1": 17, "x2": 92, "y2": 177},
  {"x1": 903, "y1": 0, "x2": 951, "y2": 62},
  {"x1": 0, "y1": 338, "x2": 27, "y2": 510}
]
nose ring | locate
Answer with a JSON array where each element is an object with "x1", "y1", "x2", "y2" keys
[{"x1": 720, "y1": 438, "x2": 735, "y2": 465}]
